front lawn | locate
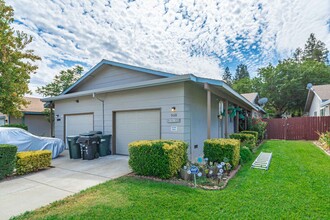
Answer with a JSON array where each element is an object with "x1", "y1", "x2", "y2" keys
[{"x1": 13, "y1": 140, "x2": 330, "y2": 219}]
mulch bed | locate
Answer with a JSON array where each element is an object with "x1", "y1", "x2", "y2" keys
[{"x1": 127, "y1": 165, "x2": 241, "y2": 190}]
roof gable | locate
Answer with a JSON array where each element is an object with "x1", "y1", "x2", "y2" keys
[
  {"x1": 312, "y1": 85, "x2": 330, "y2": 101},
  {"x1": 63, "y1": 59, "x2": 177, "y2": 94}
]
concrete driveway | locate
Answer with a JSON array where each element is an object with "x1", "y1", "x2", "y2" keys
[{"x1": 0, "y1": 150, "x2": 130, "y2": 220}]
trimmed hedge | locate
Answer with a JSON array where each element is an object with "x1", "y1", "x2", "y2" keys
[
  {"x1": 240, "y1": 146, "x2": 253, "y2": 164},
  {"x1": 129, "y1": 140, "x2": 188, "y2": 179},
  {"x1": 203, "y1": 138, "x2": 240, "y2": 168},
  {"x1": 229, "y1": 133, "x2": 256, "y2": 151},
  {"x1": 16, "y1": 150, "x2": 52, "y2": 175},
  {"x1": 1, "y1": 123, "x2": 28, "y2": 131},
  {"x1": 0, "y1": 144, "x2": 17, "y2": 180},
  {"x1": 241, "y1": 131, "x2": 258, "y2": 142}
]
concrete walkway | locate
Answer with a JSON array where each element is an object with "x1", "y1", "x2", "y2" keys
[{"x1": 0, "y1": 150, "x2": 130, "y2": 220}]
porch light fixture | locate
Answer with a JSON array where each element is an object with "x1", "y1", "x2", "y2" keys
[{"x1": 171, "y1": 107, "x2": 176, "y2": 112}]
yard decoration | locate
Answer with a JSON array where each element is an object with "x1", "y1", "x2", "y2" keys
[{"x1": 181, "y1": 157, "x2": 233, "y2": 188}]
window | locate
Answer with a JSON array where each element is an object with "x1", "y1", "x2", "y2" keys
[
  {"x1": 320, "y1": 108, "x2": 325, "y2": 116},
  {"x1": 314, "y1": 111, "x2": 317, "y2": 116}
]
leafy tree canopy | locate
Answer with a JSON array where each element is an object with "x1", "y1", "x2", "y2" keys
[
  {"x1": 36, "y1": 66, "x2": 83, "y2": 97},
  {"x1": 0, "y1": 0, "x2": 41, "y2": 117}
]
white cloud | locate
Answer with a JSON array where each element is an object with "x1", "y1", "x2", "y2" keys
[{"x1": 6, "y1": 0, "x2": 330, "y2": 96}]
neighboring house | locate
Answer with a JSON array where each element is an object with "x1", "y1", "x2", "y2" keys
[
  {"x1": 304, "y1": 84, "x2": 330, "y2": 116},
  {"x1": 1, "y1": 97, "x2": 51, "y2": 137},
  {"x1": 241, "y1": 92, "x2": 266, "y2": 118},
  {"x1": 42, "y1": 59, "x2": 259, "y2": 159}
]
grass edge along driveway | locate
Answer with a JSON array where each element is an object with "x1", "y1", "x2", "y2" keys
[{"x1": 12, "y1": 140, "x2": 330, "y2": 220}]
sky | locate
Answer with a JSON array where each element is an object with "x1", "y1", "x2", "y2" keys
[{"x1": 7, "y1": 0, "x2": 330, "y2": 96}]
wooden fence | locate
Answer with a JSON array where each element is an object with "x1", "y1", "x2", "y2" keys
[{"x1": 264, "y1": 116, "x2": 330, "y2": 140}]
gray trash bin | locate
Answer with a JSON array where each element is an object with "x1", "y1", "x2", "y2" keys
[
  {"x1": 76, "y1": 135, "x2": 100, "y2": 160},
  {"x1": 67, "y1": 135, "x2": 81, "y2": 159},
  {"x1": 98, "y1": 134, "x2": 112, "y2": 156}
]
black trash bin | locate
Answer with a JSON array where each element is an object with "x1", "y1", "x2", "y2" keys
[
  {"x1": 98, "y1": 134, "x2": 112, "y2": 156},
  {"x1": 67, "y1": 135, "x2": 81, "y2": 159},
  {"x1": 76, "y1": 135, "x2": 100, "y2": 160}
]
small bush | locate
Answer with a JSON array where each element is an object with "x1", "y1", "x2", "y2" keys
[
  {"x1": 203, "y1": 139, "x2": 240, "y2": 168},
  {"x1": 229, "y1": 133, "x2": 256, "y2": 151},
  {"x1": 241, "y1": 131, "x2": 258, "y2": 142},
  {"x1": 248, "y1": 118, "x2": 267, "y2": 140},
  {"x1": 1, "y1": 123, "x2": 28, "y2": 131},
  {"x1": 16, "y1": 150, "x2": 52, "y2": 175},
  {"x1": 318, "y1": 132, "x2": 330, "y2": 150},
  {"x1": 240, "y1": 146, "x2": 253, "y2": 164},
  {"x1": 0, "y1": 144, "x2": 17, "y2": 180},
  {"x1": 129, "y1": 140, "x2": 188, "y2": 179}
]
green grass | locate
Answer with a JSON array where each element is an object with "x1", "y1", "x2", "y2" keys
[{"x1": 13, "y1": 140, "x2": 330, "y2": 220}]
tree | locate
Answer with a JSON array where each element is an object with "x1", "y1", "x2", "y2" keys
[
  {"x1": 257, "y1": 60, "x2": 330, "y2": 117},
  {"x1": 36, "y1": 66, "x2": 83, "y2": 97},
  {"x1": 302, "y1": 33, "x2": 329, "y2": 63},
  {"x1": 0, "y1": 0, "x2": 41, "y2": 117},
  {"x1": 223, "y1": 67, "x2": 232, "y2": 85},
  {"x1": 232, "y1": 77, "x2": 257, "y2": 94},
  {"x1": 234, "y1": 64, "x2": 250, "y2": 81}
]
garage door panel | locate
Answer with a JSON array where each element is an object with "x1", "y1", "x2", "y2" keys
[
  {"x1": 65, "y1": 114, "x2": 93, "y2": 146},
  {"x1": 116, "y1": 110, "x2": 160, "y2": 155}
]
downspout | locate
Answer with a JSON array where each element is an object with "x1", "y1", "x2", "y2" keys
[{"x1": 93, "y1": 93, "x2": 105, "y2": 134}]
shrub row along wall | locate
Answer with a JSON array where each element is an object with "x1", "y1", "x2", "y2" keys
[
  {"x1": 229, "y1": 133, "x2": 256, "y2": 151},
  {"x1": 129, "y1": 140, "x2": 188, "y2": 179},
  {"x1": 240, "y1": 131, "x2": 258, "y2": 142},
  {"x1": 0, "y1": 144, "x2": 17, "y2": 180},
  {"x1": 204, "y1": 139, "x2": 240, "y2": 168},
  {"x1": 16, "y1": 150, "x2": 52, "y2": 175}
]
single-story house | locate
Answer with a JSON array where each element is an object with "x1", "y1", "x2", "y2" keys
[
  {"x1": 42, "y1": 60, "x2": 259, "y2": 159},
  {"x1": 0, "y1": 97, "x2": 51, "y2": 136},
  {"x1": 304, "y1": 84, "x2": 330, "y2": 116},
  {"x1": 241, "y1": 92, "x2": 266, "y2": 118}
]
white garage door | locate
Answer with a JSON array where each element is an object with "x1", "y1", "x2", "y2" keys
[
  {"x1": 65, "y1": 114, "x2": 93, "y2": 143},
  {"x1": 116, "y1": 109, "x2": 160, "y2": 155}
]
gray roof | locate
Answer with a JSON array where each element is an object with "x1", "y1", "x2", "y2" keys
[
  {"x1": 304, "y1": 84, "x2": 330, "y2": 112},
  {"x1": 241, "y1": 93, "x2": 258, "y2": 104},
  {"x1": 312, "y1": 85, "x2": 330, "y2": 101}
]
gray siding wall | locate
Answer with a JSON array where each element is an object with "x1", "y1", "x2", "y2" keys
[
  {"x1": 55, "y1": 83, "x2": 186, "y2": 142},
  {"x1": 184, "y1": 82, "x2": 235, "y2": 160},
  {"x1": 71, "y1": 65, "x2": 163, "y2": 93},
  {"x1": 25, "y1": 115, "x2": 51, "y2": 137}
]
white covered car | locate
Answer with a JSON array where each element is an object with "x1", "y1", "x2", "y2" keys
[{"x1": 0, "y1": 127, "x2": 64, "y2": 159}]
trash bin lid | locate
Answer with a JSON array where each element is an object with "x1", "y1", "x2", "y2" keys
[
  {"x1": 67, "y1": 135, "x2": 79, "y2": 138},
  {"x1": 80, "y1": 131, "x2": 103, "y2": 136},
  {"x1": 89, "y1": 131, "x2": 102, "y2": 135}
]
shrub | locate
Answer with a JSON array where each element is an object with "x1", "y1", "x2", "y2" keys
[
  {"x1": 1, "y1": 123, "x2": 28, "y2": 131},
  {"x1": 0, "y1": 144, "x2": 17, "y2": 180},
  {"x1": 248, "y1": 118, "x2": 267, "y2": 140},
  {"x1": 16, "y1": 150, "x2": 52, "y2": 175},
  {"x1": 128, "y1": 140, "x2": 188, "y2": 179},
  {"x1": 318, "y1": 132, "x2": 330, "y2": 150},
  {"x1": 240, "y1": 146, "x2": 253, "y2": 164},
  {"x1": 203, "y1": 139, "x2": 240, "y2": 168},
  {"x1": 241, "y1": 131, "x2": 258, "y2": 142},
  {"x1": 229, "y1": 133, "x2": 256, "y2": 151}
]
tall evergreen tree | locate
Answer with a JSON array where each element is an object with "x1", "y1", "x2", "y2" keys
[
  {"x1": 0, "y1": 0, "x2": 41, "y2": 117},
  {"x1": 302, "y1": 33, "x2": 329, "y2": 63},
  {"x1": 234, "y1": 64, "x2": 250, "y2": 81},
  {"x1": 223, "y1": 67, "x2": 232, "y2": 85}
]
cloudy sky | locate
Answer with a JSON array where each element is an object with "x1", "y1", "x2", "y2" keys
[{"x1": 7, "y1": 0, "x2": 330, "y2": 96}]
